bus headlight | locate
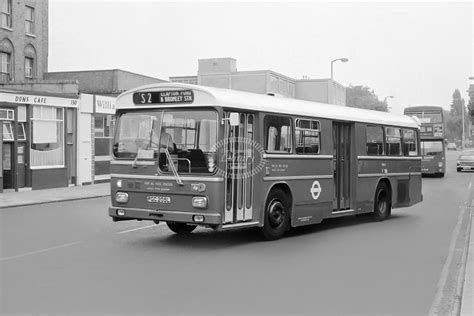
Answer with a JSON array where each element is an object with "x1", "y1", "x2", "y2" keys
[
  {"x1": 192, "y1": 196, "x2": 208, "y2": 209},
  {"x1": 438, "y1": 162, "x2": 443, "y2": 168},
  {"x1": 115, "y1": 192, "x2": 129, "y2": 203}
]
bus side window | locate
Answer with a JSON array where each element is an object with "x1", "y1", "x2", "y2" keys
[
  {"x1": 366, "y1": 125, "x2": 384, "y2": 155},
  {"x1": 402, "y1": 129, "x2": 418, "y2": 156},
  {"x1": 295, "y1": 119, "x2": 320, "y2": 154},
  {"x1": 386, "y1": 127, "x2": 401, "y2": 156},
  {"x1": 264, "y1": 115, "x2": 292, "y2": 153}
]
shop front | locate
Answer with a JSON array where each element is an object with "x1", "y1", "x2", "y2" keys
[
  {"x1": 0, "y1": 90, "x2": 78, "y2": 191},
  {"x1": 93, "y1": 95, "x2": 116, "y2": 182}
]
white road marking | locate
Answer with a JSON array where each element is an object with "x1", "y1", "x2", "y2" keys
[
  {"x1": 0, "y1": 241, "x2": 81, "y2": 262},
  {"x1": 429, "y1": 177, "x2": 474, "y2": 315},
  {"x1": 116, "y1": 224, "x2": 158, "y2": 234}
]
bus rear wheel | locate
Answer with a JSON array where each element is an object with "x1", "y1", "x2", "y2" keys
[
  {"x1": 372, "y1": 182, "x2": 391, "y2": 222},
  {"x1": 260, "y1": 189, "x2": 290, "y2": 241},
  {"x1": 166, "y1": 222, "x2": 197, "y2": 234}
]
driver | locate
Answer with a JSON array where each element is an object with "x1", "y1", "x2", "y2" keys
[{"x1": 160, "y1": 132, "x2": 177, "y2": 153}]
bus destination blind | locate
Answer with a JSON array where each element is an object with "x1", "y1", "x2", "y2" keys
[{"x1": 133, "y1": 90, "x2": 194, "y2": 105}]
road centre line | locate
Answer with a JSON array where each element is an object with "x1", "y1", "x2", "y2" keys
[
  {"x1": 0, "y1": 241, "x2": 81, "y2": 262},
  {"x1": 116, "y1": 224, "x2": 158, "y2": 234}
]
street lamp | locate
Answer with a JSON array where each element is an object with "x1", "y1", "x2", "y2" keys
[
  {"x1": 330, "y1": 58, "x2": 349, "y2": 80},
  {"x1": 384, "y1": 96, "x2": 394, "y2": 104},
  {"x1": 383, "y1": 96, "x2": 394, "y2": 112}
]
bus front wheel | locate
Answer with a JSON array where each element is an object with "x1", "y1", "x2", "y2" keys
[
  {"x1": 166, "y1": 222, "x2": 197, "y2": 234},
  {"x1": 261, "y1": 189, "x2": 290, "y2": 241},
  {"x1": 372, "y1": 182, "x2": 391, "y2": 222}
]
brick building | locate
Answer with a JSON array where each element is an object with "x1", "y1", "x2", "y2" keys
[
  {"x1": 0, "y1": 0, "x2": 166, "y2": 191},
  {"x1": 0, "y1": 0, "x2": 81, "y2": 192},
  {"x1": 0, "y1": 0, "x2": 48, "y2": 83}
]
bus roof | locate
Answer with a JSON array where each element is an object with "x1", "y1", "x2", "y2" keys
[
  {"x1": 116, "y1": 83, "x2": 420, "y2": 129},
  {"x1": 404, "y1": 105, "x2": 445, "y2": 113}
]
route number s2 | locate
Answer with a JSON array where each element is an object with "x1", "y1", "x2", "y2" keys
[{"x1": 139, "y1": 93, "x2": 152, "y2": 104}]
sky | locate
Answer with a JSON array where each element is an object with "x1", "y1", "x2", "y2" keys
[{"x1": 49, "y1": 1, "x2": 473, "y2": 115}]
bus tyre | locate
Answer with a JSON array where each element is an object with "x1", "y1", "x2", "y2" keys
[
  {"x1": 166, "y1": 222, "x2": 197, "y2": 234},
  {"x1": 261, "y1": 189, "x2": 290, "y2": 241},
  {"x1": 372, "y1": 182, "x2": 391, "y2": 222}
]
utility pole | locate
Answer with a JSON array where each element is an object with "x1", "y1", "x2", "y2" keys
[{"x1": 462, "y1": 100, "x2": 465, "y2": 151}]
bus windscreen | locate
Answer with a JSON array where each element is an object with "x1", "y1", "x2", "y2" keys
[{"x1": 421, "y1": 140, "x2": 444, "y2": 156}]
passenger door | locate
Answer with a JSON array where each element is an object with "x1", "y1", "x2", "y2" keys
[
  {"x1": 224, "y1": 112, "x2": 255, "y2": 224},
  {"x1": 333, "y1": 122, "x2": 352, "y2": 210}
]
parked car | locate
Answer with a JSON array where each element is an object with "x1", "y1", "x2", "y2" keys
[
  {"x1": 457, "y1": 151, "x2": 474, "y2": 172},
  {"x1": 447, "y1": 142, "x2": 457, "y2": 150}
]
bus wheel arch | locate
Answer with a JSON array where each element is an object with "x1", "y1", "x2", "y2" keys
[
  {"x1": 372, "y1": 178, "x2": 392, "y2": 221},
  {"x1": 260, "y1": 183, "x2": 293, "y2": 240}
]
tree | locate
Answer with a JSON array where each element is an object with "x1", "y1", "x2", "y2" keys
[
  {"x1": 345, "y1": 85, "x2": 388, "y2": 111},
  {"x1": 445, "y1": 89, "x2": 468, "y2": 142}
]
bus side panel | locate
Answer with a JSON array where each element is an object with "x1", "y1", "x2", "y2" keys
[
  {"x1": 355, "y1": 175, "x2": 377, "y2": 213},
  {"x1": 291, "y1": 177, "x2": 334, "y2": 227},
  {"x1": 261, "y1": 157, "x2": 334, "y2": 228}
]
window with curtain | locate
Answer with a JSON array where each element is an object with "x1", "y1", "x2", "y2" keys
[
  {"x1": 1, "y1": 51, "x2": 11, "y2": 76},
  {"x1": 30, "y1": 106, "x2": 64, "y2": 167},
  {"x1": 25, "y1": 57, "x2": 34, "y2": 78}
]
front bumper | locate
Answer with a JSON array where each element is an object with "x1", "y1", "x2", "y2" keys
[
  {"x1": 109, "y1": 207, "x2": 222, "y2": 225},
  {"x1": 458, "y1": 164, "x2": 474, "y2": 170}
]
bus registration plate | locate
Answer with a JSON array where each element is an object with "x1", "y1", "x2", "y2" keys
[{"x1": 147, "y1": 195, "x2": 171, "y2": 204}]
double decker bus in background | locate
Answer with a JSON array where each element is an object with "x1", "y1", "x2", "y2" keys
[
  {"x1": 109, "y1": 83, "x2": 422, "y2": 240},
  {"x1": 403, "y1": 105, "x2": 445, "y2": 177}
]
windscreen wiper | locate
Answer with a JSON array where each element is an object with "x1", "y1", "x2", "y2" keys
[{"x1": 163, "y1": 147, "x2": 184, "y2": 186}]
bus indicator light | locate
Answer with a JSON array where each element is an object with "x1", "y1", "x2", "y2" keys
[
  {"x1": 191, "y1": 183, "x2": 206, "y2": 192},
  {"x1": 117, "y1": 209, "x2": 126, "y2": 216},
  {"x1": 193, "y1": 215, "x2": 205, "y2": 222},
  {"x1": 116, "y1": 179, "x2": 123, "y2": 188}
]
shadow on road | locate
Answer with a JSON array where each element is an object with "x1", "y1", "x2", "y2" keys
[
  {"x1": 287, "y1": 213, "x2": 410, "y2": 239},
  {"x1": 129, "y1": 213, "x2": 413, "y2": 250}
]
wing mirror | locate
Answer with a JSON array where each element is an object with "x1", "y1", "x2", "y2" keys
[{"x1": 222, "y1": 112, "x2": 240, "y2": 126}]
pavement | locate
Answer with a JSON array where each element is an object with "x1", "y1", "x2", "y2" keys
[
  {"x1": 0, "y1": 182, "x2": 472, "y2": 315},
  {"x1": 0, "y1": 183, "x2": 110, "y2": 209}
]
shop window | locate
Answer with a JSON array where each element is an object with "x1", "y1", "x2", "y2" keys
[
  {"x1": 402, "y1": 129, "x2": 418, "y2": 156},
  {"x1": 0, "y1": 108, "x2": 13, "y2": 120},
  {"x1": 1, "y1": 0, "x2": 12, "y2": 29},
  {"x1": 95, "y1": 115, "x2": 114, "y2": 156},
  {"x1": 264, "y1": 115, "x2": 292, "y2": 153},
  {"x1": 295, "y1": 119, "x2": 320, "y2": 154},
  {"x1": 366, "y1": 125, "x2": 384, "y2": 155},
  {"x1": 386, "y1": 127, "x2": 401, "y2": 156},
  {"x1": 17, "y1": 122, "x2": 26, "y2": 140},
  {"x1": 2, "y1": 144, "x2": 11, "y2": 170},
  {"x1": 95, "y1": 115, "x2": 113, "y2": 137},
  {"x1": 2, "y1": 122, "x2": 26, "y2": 141},
  {"x1": 2, "y1": 121, "x2": 13, "y2": 140},
  {"x1": 30, "y1": 106, "x2": 64, "y2": 167},
  {"x1": 25, "y1": 6, "x2": 34, "y2": 35}
]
